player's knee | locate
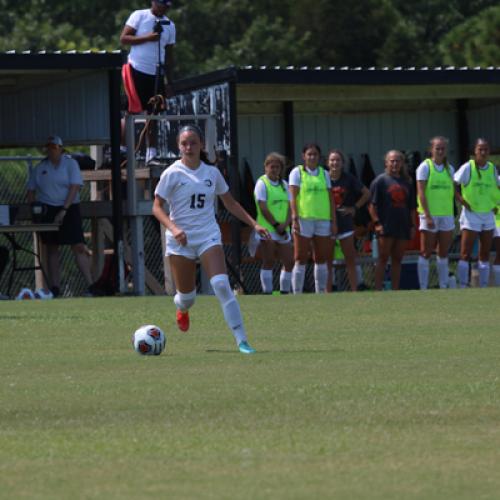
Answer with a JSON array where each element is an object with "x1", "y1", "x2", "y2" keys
[
  {"x1": 174, "y1": 289, "x2": 196, "y2": 310},
  {"x1": 210, "y1": 274, "x2": 233, "y2": 304}
]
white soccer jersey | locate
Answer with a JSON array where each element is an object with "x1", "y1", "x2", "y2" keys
[{"x1": 154, "y1": 160, "x2": 229, "y2": 245}]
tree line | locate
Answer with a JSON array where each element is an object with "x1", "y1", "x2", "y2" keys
[{"x1": 0, "y1": 0, "x2": 498, "y2": 79}]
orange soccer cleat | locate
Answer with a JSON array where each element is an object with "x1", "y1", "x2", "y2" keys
[{"x1": 176, "y1": 309, "x2": 190, "y2": 332}]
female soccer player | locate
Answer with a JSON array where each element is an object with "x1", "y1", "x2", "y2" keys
[
  {"x1": 327, "y1": 149, "x2": 370, "y2": 291},
  {"x1": 369, "y1": 150, "x2": 416, "y2": 291},
  {"x1": 152, "y1": 125, "x2": 270, "y2": 354},
  {"x1": 454, "y1": 138, "x2": 499, "y2": 288},
  {"x1": 289, "y1": 143, "x2": 336, "y2": 293},
  {"x1": 416, "y1": 136, "x2": 456, "y2": 289},
  {"x1": 254, "y1": 152, "x2": 293, "y2": 294}
]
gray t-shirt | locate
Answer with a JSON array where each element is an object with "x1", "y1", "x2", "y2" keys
[{"x1": 27, "y1": 155, "x2": 83, "y2": 206}]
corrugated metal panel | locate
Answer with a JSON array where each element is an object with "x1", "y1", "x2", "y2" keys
[
  {"x1": 238, "y1": 114, "x2": 284, "y2": 178},
  {"x1": 468, "y1": 103, "x2": 500, "y2": 152},
  {"x1": 294, "y1": 109, "x2": 458, "y2": 173},
  {"x1": 0, "y1": 71, "x2": 110, "y2": 146}
]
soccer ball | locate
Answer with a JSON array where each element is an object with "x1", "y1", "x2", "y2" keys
[{"x1": 132, "y1": 325, "x2": 166, "y2": 356}]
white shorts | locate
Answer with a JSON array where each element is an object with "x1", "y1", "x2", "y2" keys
[
  {"x1": 166, "y1": 233, "x2": 222, "y2": 259},
  {"x1": 459, "y1": 208, "x2": 495, "y2": 232},
  {"x1": 419, "y1": 214, "x2": 455, "y2": 233},
  {"x1": 258, "y1": 230, "x2": 291, "y2": 244},
  {"x1": 334, "y1": 230, "x2": 354, "y2": 241},
  {"x1": 298, "y1": 218, "x2": 331, "y2": 238}
]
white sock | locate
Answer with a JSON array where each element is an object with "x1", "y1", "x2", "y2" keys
[
  {"x1": 279, "y1": 270, "x2": 292, "y2": 293},
  {"x1": 292, "y1": 263, "x2": 306, "y2": 294},
  {"x1": 417, "y1": 256, "x2": 430, "y2": 290},
  {"x1": 457, "y1": 260, "x2": 469, "y2": 288},
  {"x1": 436, "y1": 257, "x2": 449, "y2": 289},
  {"x1": 260, "y1": 269, "x2": 273, "y2": 294},
  {"x1": 210, "y1": 274, "x2": 247, "y2": 345},
  {"x1": 356, "y1": 264, "x2": 363, "y2": 285},
  {"x1": 314, "y1": 263, "x2": 328, "y2": 293},
  {"x1": 494, "y1": 265, "x2": 500, "y2": 286},
  {"x1": 478, "y1": 261, "x2": 490, "y2": 288},
  {"x1": 174, "y1": 289, "x2": 196, "y2": 311}
]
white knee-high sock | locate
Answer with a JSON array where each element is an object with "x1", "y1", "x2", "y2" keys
[
  {"x1": 279, "y1": 270, "x2": 292, "y2": 293},
  {"x1": 174, "y1": 289, "x2": 196, "y2": 311},
  {"x1": 494, "y1": 265, "x2": 500, "y2": 286},
  {"x1": 436, "y1": 257, "x2": 449, "y2": 289},
  {"x1": 478, "y1": 261, "x2": 490, "y2": 288},
  {"x1": 418, "y1": 255, "x2": 430, "y2": 290},
  {"x1": 210, "y1": 274, "x2": 247, "y2": 345},
  {"x1": 260, "y1": 269, "x2": 273, "y2": 294},
  {"x1": 292, "y1": 263, "x2": 306, "y2": 294},
  {"x1": 314, "y1": 263, "x2": 328, "y2": 293},
  {"x1": 457, "y1": 260, "x2": 469, "y2": 288}
]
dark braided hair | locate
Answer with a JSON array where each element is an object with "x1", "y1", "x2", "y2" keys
[{"x1": 177, "y1": 124, "x2": 213, "y2": 165}]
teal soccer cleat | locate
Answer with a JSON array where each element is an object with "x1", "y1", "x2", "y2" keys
[{"x1": 238, "y1": 341, "x2": 256, "y2": 354}]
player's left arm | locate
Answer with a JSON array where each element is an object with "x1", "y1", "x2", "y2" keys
[{"x1": 219, "y1": 191, "x2": 270, "y2": 239}]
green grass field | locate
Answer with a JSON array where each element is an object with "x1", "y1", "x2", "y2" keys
[{"x1": 1, "y1": 289, "x2": 499, "y2": 500}]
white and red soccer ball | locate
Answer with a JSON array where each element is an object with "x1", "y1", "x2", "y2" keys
[{"x1": 132, "y1": 325, "x2": 166, "y2": 356}]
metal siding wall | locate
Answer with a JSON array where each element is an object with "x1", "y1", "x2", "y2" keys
[
  {"x1": 294, "y1": 109, "x2": 459, "y2": 174},
  {"x1": 238, "y1": 114, "x2": 284, "y2": 179},
  {"x1": 0, "y1": 72, "x2": 110, "y2": 145},
  {"x1": 468, "y1": 103, "x2": 500, "y2": 152}
]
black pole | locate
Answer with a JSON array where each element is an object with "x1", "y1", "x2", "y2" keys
[
  {"x1": 108, "y1": 68, "x2": 125, "y2": 293},
  {"x1": 228, "y1": 80, "x2": 242, "y2": 273},
  {"x1": 283, "y1": 101, "x2": 295, "y2": 163},
  {"x1": 457, "y1": 99, "x2": 469, "y2": 165}
]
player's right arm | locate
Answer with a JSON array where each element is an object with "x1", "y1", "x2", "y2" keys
[
  {"x1": 152, "y1": 194, "x2": 187, "y2": 246},
  {"x1": 120, "y1": 25, "x2": 159, "y2": 45}
]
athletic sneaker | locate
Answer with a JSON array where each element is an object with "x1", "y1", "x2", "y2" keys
[
  {"x1": 238, "y1": 341, "x2": 256, "y2": 354},
  {"x1": 176, "y1": 310, "x2": 189, "y2": 332}
]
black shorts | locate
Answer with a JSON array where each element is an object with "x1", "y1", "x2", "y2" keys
[
  {"x1": 381, "y1": 223, "x2": 411, "y2": 240},
  {"x1": 130, "y1": 65, "x2": 165, "y2": 111},
  {"x1": 40, "y1": 204, "x2": 85, "y2": 246},
  {"x1": 336, "y1": 212, "x2": 354, "y2": 235}
]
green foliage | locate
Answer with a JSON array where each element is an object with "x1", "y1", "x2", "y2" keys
[
  {"x1": 0, "y1": 0, "x2": 498, "y2": 73},
  {"x1": 438, "y1": 5, "x2": 500, "y2": 66},
  {"x1": 1, "y1": 290, "x2": 500, "y2": 498}
]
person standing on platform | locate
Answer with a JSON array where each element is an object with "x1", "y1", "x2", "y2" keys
[
  {"x1": 454, "y1": 138, "x2": 499, "y2": 288},
  {"x1": 253, "y1": 153, "x2": 293, "y2": 294},
  {"x1": 289, "y1": 143, "x2": 336, "y2": 293},
  {"x1": 120, "y1": 0, "x2": 176, "y2": 162},
  {"x1": 26, "y1": 135, "x2": 94, "y2": 297},
  {"x1": 369, "y1": 150, "x2": 416, "y2": 291},
  {"x1": 416, "y1": 136, "x2": 456, "y2": 289}
]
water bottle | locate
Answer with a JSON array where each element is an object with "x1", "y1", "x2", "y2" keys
[{"x1": 371, "y1": 234, "x2": 379, "y2": 259}]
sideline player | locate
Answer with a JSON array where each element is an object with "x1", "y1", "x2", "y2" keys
[
  {"x1": 253, "y1": 152, "x2": 293, "y2": 294},
  {"x1": 152, "y1": 125, "x2": 270, "y2": 354},
  {"x1": 454, "y1": 138, "x2": 499, "y2": 288},
  {"x1": 289, "y1": 143, "x2": 336, "y2": 293},
  {"x1": 416, "y1": 136, "x2": 456, "y2": 289}
]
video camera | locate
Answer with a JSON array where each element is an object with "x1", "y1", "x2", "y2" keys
[{"x1": 153, "y1": 18, "x2": 171, "y2": 34}]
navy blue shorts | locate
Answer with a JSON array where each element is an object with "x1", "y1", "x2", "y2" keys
[{"x1": 40, "y1": 204, "x2": 85, "y2": 246}]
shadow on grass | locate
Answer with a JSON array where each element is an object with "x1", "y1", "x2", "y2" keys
[{"x1": 205, "y1": 348, "x2": 345, "y2": 355}]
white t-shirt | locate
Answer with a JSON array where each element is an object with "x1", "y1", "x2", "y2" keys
[
  {"x1": 26, "y1": 155, "x2": 82, "y2": 206},
  {"x1": 288, "y1": 166, "x2": 331, "y2": 188},
  {"x1": 254, "y1": 176, "x2": 291, "y2": 202},
  {"x1": 125, "y1": 9, "x2": 176, "y2": 75},
  {"x1": 454, "y1": 161, "x2": 500, "y2": 186},
  {"x1": 154, "y1": 161, "x2": 228, "y2": 244},
  {"x1": 416, "y1": 160, "x2": 455, "y2": 181}
]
